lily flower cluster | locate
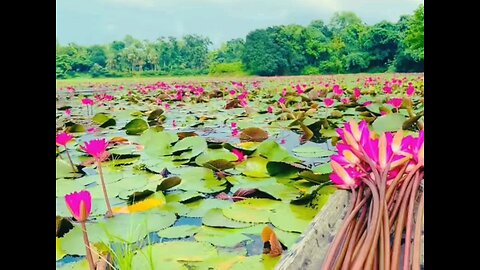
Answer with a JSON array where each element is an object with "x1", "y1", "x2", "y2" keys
[{"x1": 323, "y1": 120, "x2": 424, "y2": 270}]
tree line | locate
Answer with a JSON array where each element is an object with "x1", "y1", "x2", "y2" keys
[{"x1": 56, "y1": 5, "x2": 423, "y2": 79}]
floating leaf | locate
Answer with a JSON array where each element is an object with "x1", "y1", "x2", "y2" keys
[
  {"x1": 112, "y1": 197, "x2": 165, "y2": 214},
  {"x1": 203, "y1": 159, "x2": 235, "y2": 171},
  {"x1": 171, "y1": 136, "x2": 208, "y2": 159},
  {"x1": 253, "y1": 140, "x2": 300, "y2": 162},
  {"x1": 56, "y1": 237, "x2": 66, "y2": 261},
  {"x1": 157, "y1": 225, "x2": 199, "y2": 238},
  {"x1": 185, "y1": 198, "x2": 233, "y2": 218},
  {"x1": 195, "y1": 148, "x2": 238, "y2": 166},
  {"x1": 147, "y1": 108, "x2": 164, "y2": 120},
  {"x1": 223, "y1": 198, "x2": 282, "y2": 223},
  {"x1": 269, "y1": 204, "x2": 318, "y2": 233},
  {"x1": 56, "y1": 179, "x2": 85, "y2": 197},
  {"x1": 203, "y1": 208, "x2": 252, "y2": 228},
  {"x1": 372, "y1": 113, "x2": 407, "y2": 133},
  {"x1": 292, "y1": 145, "x2": 335, "y2": 158},
  {"x1": 229, "y1": 254, "x2": 281, "y2": 270},
  {"x1": 194, "y1": 226, "x2": 252, "y2": 248},
  {"x1": 158, "y1": 176, "x2": 182, "y2": 191},
  {"x1": 124, "y1": 118, "x2": 149, "y2": 135},
  {"x1": 56, "y1": 159, "x2": 79, "y2": 179},
  {"x1": 191, "y1": 255, "x2": 245, "y2": 270},
  {"x1": 239, "y1": 127, "x2": 269, "y2": 142},
  {"x1": 131, "y1": 242, "x2": 217, "y2": 267},
  {"x1": 312, "y1": 162, "x2": 333, "y2": 174},
  {"x1": 166, "y1": 190, "x2": 205, "y2": 203},
  {"x1": 66, "y1": 124, "x2": 86, "y2": 133},
  {"x1": 236, "y1": 156, "x2": 269, "y2": 178},
  {"x1": 266, "y1": 161, "x2": 303, "y2": 177},
  {"x1": 298, "y1": 171, "x2": 330, "y2": 184}
]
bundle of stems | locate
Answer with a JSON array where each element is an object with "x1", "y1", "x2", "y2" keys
[{"x1": 321, "y1": 120, "x2": 424, "y2": 270}]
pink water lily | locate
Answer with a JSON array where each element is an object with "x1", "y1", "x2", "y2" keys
[
  {"x1": 341, "y1": 98, "x2": 350, "y2": 104},
  {"x1": 65, "y1": 190, "x2": 92, "y2": 222},
  {"x1": 388, "y1": 98, "x2": 403, "y2": 109},
  {"x1": 383, "y1": 86, "x2": 392, "y2": 94},
  {"x1": 324, "y1": 98, "x2": 334, "y2": 107},
  {"x1": 406, "y1": 83, "x2": 415, "y2": 96},
  {"x1": 279, "y1": 97, "x2": 286, "y2": 104},
  {"x1": 354, "y1": 88, "x2": 361, "y2": 99},
  {"x1": 81, "y1": 139, "x2": 109, "y2": 160},
  {"x1": 232, "y1": 148, "x2": 246, "y2": 162},
  {"x1": 56, "y1": 132, "x2": 73, "y2": 146},
  {"x1": 81, "y1": 98, "x2": 94, "y2": 106},
  {"x1": 65, "y1": 109, "x2": 71, "y2": 117},
  {"x1": 64, "y1": 190, "x2": 95, "y2": 269},
  {"x1": 333, "y1": 85, "x2": 344, "y2": 96},
  {"x1": 267, "y1": 106, "x2": 273, "y2": 113}
]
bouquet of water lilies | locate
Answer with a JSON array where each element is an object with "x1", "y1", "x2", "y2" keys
[{"x1": 322, "y1": 120, "x2": 424, "y2": 270}]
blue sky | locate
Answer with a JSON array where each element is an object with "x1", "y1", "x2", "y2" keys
[{"x1": 56, "y1": 0, "x2": 423, "y2": 48}]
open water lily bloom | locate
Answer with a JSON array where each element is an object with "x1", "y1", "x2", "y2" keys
[
  {"x1": 56, "y1": 132, "x2": 73, "y2": 146},
  {"x1": 81, "y1": 139, "x2": 109, "y2": 160}
]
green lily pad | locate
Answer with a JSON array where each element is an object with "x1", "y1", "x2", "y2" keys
[
  {"x1": 223, "y1": 198, "x2": 282, "y2": 223},
  {"x1": 230, "y1": 254, "x2": 281, "y2": 270},
  {"x1": 253, "y1": 140, "x2": 300, "y2": 162},
  {"x1": 190, "y1": 255, "x2": 246, "y2": 270},
  {"x1": 125, "y1": 118, "x2": 149, "y2": 135},
  {"x1": 236, "y1": 156, "x2": 269, "y2": 178},
  {"x1": 194, "y1": 226, "x2": 252, "y2": 247},
  {"x1": 298, "y1": 171, "x2": 330, "y2": 184},
  {"x1": 172, "y1": 136, "x2": 208, "y2": 159},
  {"x1": 185, "y1": 198, "x2": 233, "y2": 218},
  {"x1": 56, "y1": 179, "x2": 85, "y2": 197},
  {"x1": 372, "y1": 113, "x2": 407, "y2": 133},
  {"x1": 56, "y1": 159, "x2": 79, "y2": 179},
  {"x1": 312, "y1": 162, "x2": 333, "y2": 174},
  {"x1": 132, "y1": 242, "x2": 217, "y2": 267},
  {"x1": 266, "y1": 161, "x2": 303, "y2": 177},
  {"x1": 166, "y1": 190, "x2": 205, "y2": 203},
  {"x1": 292, "y1": 145, "x2": 335, "y2": 158},
  {"x1": 269, "y1": 204, "x2": 319, "y2": 233},
  {"x1": 203, "y1": 208, "x2": 253, "y2": 228},
  {"x1": 157, "y1": 225, "x2": 200, "y2": 238},
  {"x1": 139, "y1": 129, "x2": 178, "y2": 157},
  {"x1": 195, "y1": 148, "x2": 238, "y2": 166},
  {"x1": 175, "y1": 167, "x2": 227, "y2": 193}
]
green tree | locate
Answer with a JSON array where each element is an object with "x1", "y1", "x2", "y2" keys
[{"x1": 404, "y1": 5, "x2": 424, "y2": 61}]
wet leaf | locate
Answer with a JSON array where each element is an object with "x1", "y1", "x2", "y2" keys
[
  {"x1": 124, "y1": 118, "x2": 149, "y2": 135},
  {"x1": 239, "y1": 127, "x2": 269, "y2": 142},
  {"x1": 203, "y1": 208, "x2": 252, "y2": 228}
]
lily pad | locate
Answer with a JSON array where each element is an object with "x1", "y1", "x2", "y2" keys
[
  {"x1": 223, "y1": 198, "x2": 282, "y2": 223},
  {"x1": 171, "y1": 136, "x2": 208, "y2": 159},
  {"x1": 157, "y1": 225, "x2": 200, "y2": 238},
  {"x1": 312, "y1": 162, "x2": 333, "y2": 174},
  {"x1": 131, "y1": 242, "x2": 217, "y2": 267},
  {"x1": 236, "y1": 156, "x2": 269, "y2": 178},
  {"x1": 124, "y1": 118, "x2": 149, "y2": 135},
  {"x1": 269, "y1": 204, "x2": 319, "y2": 233},
  {"x1": 254, "y1": 140, "x2": 300, "y2": 162},
  {"x1": 239, "y1": 127, "x2": 269, "y2": 142},
  {"x1": 194, "y1": 226, "x2": 252, "y2": 248},
  {"x1": 185, "y1": 198, "x2": 233, "y2": 218},
  {"x1": 195, "y1": 148, "x2": 238, "y2": 166},
  {"x1": 230, "y1": 254, "x2": 281, "y2": 270},
  {"x1": 372, "y1": 113, "x2": 407, "y2": 133},
  {"x1": 292, "y1": 145, "x2": 335, "y2": 158},
  {"x1": 203, "y1": 208, "x2": 253, "y2": 228}
]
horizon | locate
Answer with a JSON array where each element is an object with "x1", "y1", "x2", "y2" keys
[{"x1": 56, "y1": 0, "x2": 423, "y2": 48}]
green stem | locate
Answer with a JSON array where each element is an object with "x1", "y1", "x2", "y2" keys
[
  {"x1": 97, "y1": 161, "x2": 113, "y2": 218},
  {"x1": 412, "y1": 190, "x2": 424, "y2": 270},
  {"x1": 80, "y1": 221, "x2": 96, "y2": 270}
]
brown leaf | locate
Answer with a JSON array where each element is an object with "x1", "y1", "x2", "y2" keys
[
  {"x1": 261, "y1": 226, "x2": 283, "y2": 257},
  {"x1": 239, "y1": 127, "x2": 269, "y2": 142}
]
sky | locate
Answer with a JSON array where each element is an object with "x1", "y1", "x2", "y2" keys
[{"x1": 56, "y1": 0, "x2": 423, "y2": 48}]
